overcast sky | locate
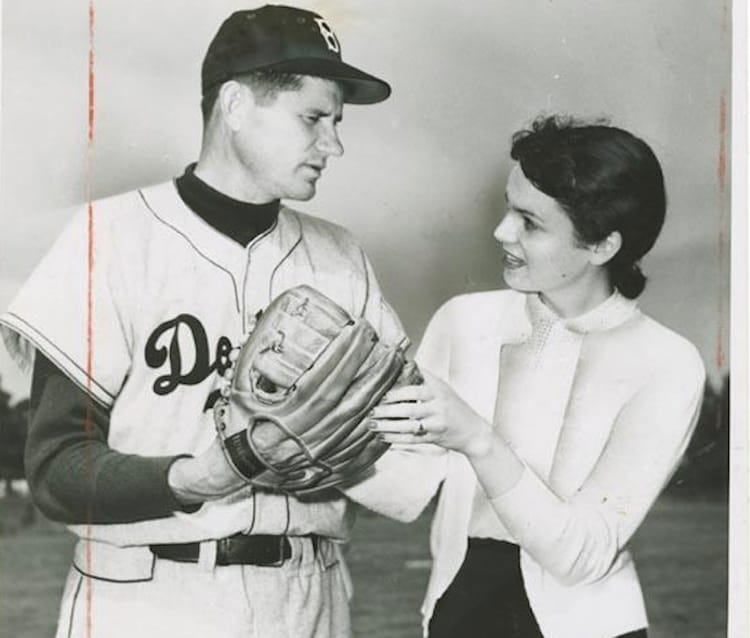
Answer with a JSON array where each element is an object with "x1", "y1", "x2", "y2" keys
[{"x1": 0, "y1": 1, "x2": 731, "y2": 399}]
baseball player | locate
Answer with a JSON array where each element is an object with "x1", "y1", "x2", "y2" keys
[{"x1": 1, "y1": 6, "x2": 445, "y2": 638}]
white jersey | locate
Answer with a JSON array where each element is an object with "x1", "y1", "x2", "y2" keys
[{"x1": 1, "y1": 181, "x2": 445, "y2": 560}]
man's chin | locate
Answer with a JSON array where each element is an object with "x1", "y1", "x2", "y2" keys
[{"x1": 283, "y1": 183, "x2": 317, "y2": 202}]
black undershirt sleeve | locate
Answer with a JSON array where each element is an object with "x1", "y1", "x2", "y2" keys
[{"x1": 27, "y1": 353, "x2": 199, "y2": 524}]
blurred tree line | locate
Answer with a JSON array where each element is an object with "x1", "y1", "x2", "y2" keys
[
  {"x1": 0, "y1": 378, "x2": 30, "y2": 495},
  {"x1": 0, "y1": 374, "x2": 732, "y2": 497},
  {"x1": 667, "y1": 374, "x2": 730, "y2": 495}
]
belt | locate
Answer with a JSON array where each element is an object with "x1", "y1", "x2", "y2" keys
[{"x1": 149, "y1": 534, "x2": 317, "y2": 567}]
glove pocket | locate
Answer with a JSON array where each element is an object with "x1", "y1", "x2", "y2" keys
[{"x1": 250, "y1": 311, "x2": 341, "y2": 402}]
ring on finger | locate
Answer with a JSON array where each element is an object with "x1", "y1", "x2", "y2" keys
[{"x1": 415, "y1": 420, "x2": 427, "y2": 436}]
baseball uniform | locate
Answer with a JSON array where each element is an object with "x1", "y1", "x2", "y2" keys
[{"x1": 1, "y1": 174, "x2": 446, "y2": 638}]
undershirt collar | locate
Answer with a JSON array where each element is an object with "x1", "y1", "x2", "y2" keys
[{"x1": 175, "y1": 163, "x2": 280, "y2": 247}]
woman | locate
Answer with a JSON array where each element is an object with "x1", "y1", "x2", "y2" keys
[{"x1": 370, "y1": 116, "x2": 705, "y2": 638}]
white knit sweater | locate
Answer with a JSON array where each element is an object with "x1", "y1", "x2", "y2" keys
[{"x1": 417, "y1": 289, "x2": 705, "y2": 638}]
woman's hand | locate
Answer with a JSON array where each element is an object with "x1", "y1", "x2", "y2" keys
[{"x1": 369, "y1": 370, "x2": 495, "y2": 460}]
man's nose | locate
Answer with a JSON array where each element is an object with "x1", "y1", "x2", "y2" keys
[{"x1": 317, "y1": 124, "x2": 344, "y2": 157}]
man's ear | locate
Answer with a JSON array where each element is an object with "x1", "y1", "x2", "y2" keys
[
  {"x1": 218, "y1": 81, "x2": 251, "y2": 131},
  {"x1": 589, "y1": 231, "x2": 622, "y2": 266}
]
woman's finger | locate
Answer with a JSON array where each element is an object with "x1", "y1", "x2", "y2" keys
[
  {"x1": 380, "y1": 383, "x2": 431, "y2": 404},
  {"x1": 369, "y1": 417, "x2": 431, "y2": 436},
  {"x1": 368, "y1": 417, "x2": 418, "y2": 433},
  {"x1": 376, "y1": 432, "x2": 434, "y2": 445},
  {"x1": 371, "y1": 418, "x2": 434, "y2": 445},
  {"x1": 370, "y1": 401, "x2": 425, "y2": 420}
]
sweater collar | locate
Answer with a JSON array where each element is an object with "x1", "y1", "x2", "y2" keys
[{"x1": 525, "y1": 290, "x2": 638, "y2": 335}]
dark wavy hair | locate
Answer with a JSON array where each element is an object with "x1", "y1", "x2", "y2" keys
[{"x1": 510, "y1": 115, "x2": 666, "y2": 299}]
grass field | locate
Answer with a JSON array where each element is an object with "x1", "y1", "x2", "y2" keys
[{"x1": 0, "y1": 492, "x2": 727, "y2": 637}]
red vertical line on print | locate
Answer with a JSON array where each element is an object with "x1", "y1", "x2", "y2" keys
[
  {"x1": 715, "y1": 0, "x2": 729, "y2": 372},
  {"x1": 716, "y1": 90, "x2": 727, "y2": 371},
  {"x1": 84, "y1": 1, "x2": 96, "y2": 637}
]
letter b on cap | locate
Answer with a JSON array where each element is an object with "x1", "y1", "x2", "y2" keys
[{"x1": 314, "y1": 18, "x2": 340, "y2": 53}]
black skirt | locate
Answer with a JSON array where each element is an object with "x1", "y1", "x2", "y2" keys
[{"x1": 428, "y1": 538, "x2": 648, "y2": 638}]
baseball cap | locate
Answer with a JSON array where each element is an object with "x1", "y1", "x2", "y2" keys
[{"x1": 201, "y1": 5, "x2": 391, "y2": 104}]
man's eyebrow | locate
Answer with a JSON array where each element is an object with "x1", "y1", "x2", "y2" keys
[{"x1": 308, "y1": 107, "x2": 343, "y2": 123}]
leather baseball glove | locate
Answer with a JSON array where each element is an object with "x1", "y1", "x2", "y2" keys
[{"x1": 213, "y1": 285, "x2": 420, "y2": 497}]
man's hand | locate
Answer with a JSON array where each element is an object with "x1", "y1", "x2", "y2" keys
[{"x1": 167, "y1": 438, "x2": 247, "y2": 505}]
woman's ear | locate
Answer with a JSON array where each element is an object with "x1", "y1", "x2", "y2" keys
[{"x1": 589, "y1": 231, "x2": 622, "y2": 266}]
